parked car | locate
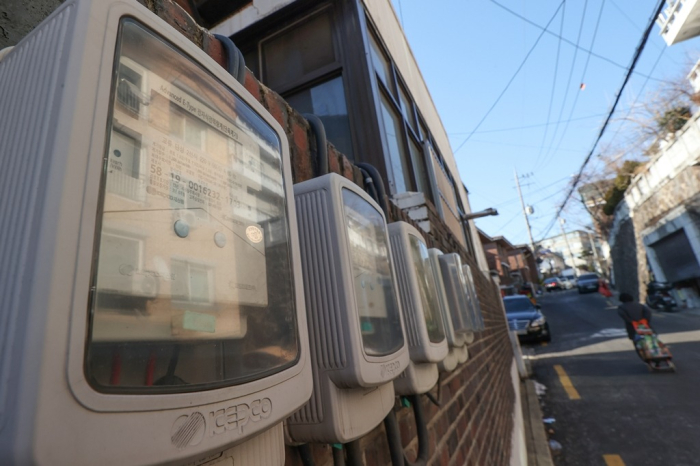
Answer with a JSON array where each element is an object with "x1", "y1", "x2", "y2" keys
[
  {"x1": 577, "y1": 273, "x2": 600, "y2": 294},
  {"x1": 543, "y1": 277, "x2": 562, "y2": 292},
  {"x1": 504, "y1": 295, "x2": 551, "y2": 342},
  {"x1": 558, "y1": 276, "x2": 574, "y2": 289}
]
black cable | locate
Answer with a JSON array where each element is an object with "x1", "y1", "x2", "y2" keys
[
  {"x1": 356, "y1": 163, "x2": 389, "y2": 217},
  {"x1": 535, "y1": 1, "x2": 566, "y2": 168},
  {"x1": 540, "y1": 0, "x2": 666, "y2": 242},
  {"x1": 332, "y1": 445, "x2": 346, "y2": 466},
  {"x1": 359, "y1": 167, "x2": 379, "y2": 205},
  {"x1": 536, "y1": 0, "x2": 588, "y2": 170},
  {"x1": 383, "y1": 411, "x2": 404, "y2": 466},
  {"x1": 344, "y1": 440, "x2": 363, "y2": 466},
  {"x1": 449, "y1": 112, "x2": 606, "y2": 135},
  {"x1": 213, "y1": 34, "x2": 245, "y2": 85},
  {"x1": 490, "y1": 0, "x2": 667, "y2": 84},
  {"x1": 453, "y1": 1, "x2": 565, "y2": 155},
  {"x1": 303, "y1": 114, "x2": 329, "y2": 176},
  {"x1": 539, "y1": 0, "x2": 606, "y2": 170},
  {"x1": 297, "y1": 444, "x2": 315, "y2": 466}
]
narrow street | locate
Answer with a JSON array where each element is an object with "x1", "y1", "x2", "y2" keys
[{"x1": 528, "y1": 289, "x2": 700, "y2": 466}]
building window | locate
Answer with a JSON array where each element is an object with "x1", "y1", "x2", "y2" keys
[
  {"x1": 379, "y1": 91, "x2": 413, "y2": 193},
  {"x1": 261, "y1": 10, "x2": 337, "y2": 90},
  {"x1": 255, "y1": 7, "x2": 355, "y2": 159},
  {"x1": 286, "y1": 75, "x2": 354, "y2": 158},
  {"x1": 366, "y1": 27, "x2": 434, "y2": 201},
  {"x1": 171, "y1": 260, "x2": 213, "y2": 304}
]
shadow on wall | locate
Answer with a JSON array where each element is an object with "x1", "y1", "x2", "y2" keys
[{"x1": 611, "y1": 217, "x2": 640, "y2": 301}]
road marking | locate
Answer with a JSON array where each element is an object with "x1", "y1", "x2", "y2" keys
[
  {"x1": 553, "y1": 365, "x2": 581, "y2": 400},
  {"x1": 603, "y1": 454, "x2": 625, "y2": 465}
]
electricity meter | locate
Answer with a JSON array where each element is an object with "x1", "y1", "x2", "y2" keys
[
  {"x1": 388, "y1": 222, "x2": 448, "y2": 395},
  {"x1": 463, "y1": 264, "x2": 486, "y2": 331},
  {"x1": 288, "y1": 173, "x2": 409, "y2": 443},
  {"x1": 0, "y1": 1, "x2": 311, "y2": 464},
  {"x1": 438, "y1": 253, "x2": 478, "y2": 370},
  {"x1": 427, "y1": 249, "x2": 466, "y2": 372}
]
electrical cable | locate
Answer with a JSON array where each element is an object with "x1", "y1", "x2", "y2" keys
[
  {"x1": 448, "y1": 112, "x2": 606, "y2": 135},
  {"x1": 539, "y1": 0, "x2": 666, "y2": 242},
  {"x1": 538, "y1": 0, "x2": 605, "y2": 169},
  {"x1": 303, "y1": 114, "x2": 329, "y2": 176},
  {"x1": 213, "y1": 34, "x2": 246, "y2": 85},
  {"x1": 535, "y1": 1, "x2": 567, "y2": 169},
  {"x1": 536, "y1": 0, "x2": 588, "y2": 170},
  {"x1": 297, "y1": 444, "x2": 315, "y2": 466},
  {"x1": 593, "y1": 45, "x2": 665, "y2": 172},
  {"x1": 344, "y1": 440, "x2": 363, "y2": 466},
  {"x1": 453, "y1": 1, "x2": 565, "y2": 155},
  {"x1": 490, "y1": 0, "x2": 668, "y2": 84},
  {"x1": 356, "y1": 162, "x2": 389, "y2": 216}
]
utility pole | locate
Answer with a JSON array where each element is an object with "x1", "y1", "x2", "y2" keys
[
  {"x1": 514, "y1": 168, "x2": 536, "y2": 254},
  {"x1": 559, "y1": 217, "x2": 578, "y2": 277},
  {"x1": 586, "y1": 229, "x2": 603, "y2": 275}
]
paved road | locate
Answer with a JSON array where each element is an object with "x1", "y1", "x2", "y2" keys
[{"x1": 527, "y1": 289, "x2": 700, "y2": 466}]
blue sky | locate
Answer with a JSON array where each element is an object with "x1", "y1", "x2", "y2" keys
[{"x1": 392, "y1": 0, "x2": 699, "y2": 245}]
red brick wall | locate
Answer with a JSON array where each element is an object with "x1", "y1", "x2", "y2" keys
[{"x1": 140, "y1": 2, "x2": 517, "y2": 464}]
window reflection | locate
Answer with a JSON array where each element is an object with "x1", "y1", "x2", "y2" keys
[
  {"x1": 342, "y1": 188, "x2": 404, "y2": 356},
  {"x1": 87, "y1": 20, "x2": 299, "y2": 393}
]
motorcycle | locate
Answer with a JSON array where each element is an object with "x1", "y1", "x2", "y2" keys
[{"x1": 645, "y1": 281, "x2": 678, "y2": 312}]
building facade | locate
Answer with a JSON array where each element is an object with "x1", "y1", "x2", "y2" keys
[
  {"x1": 208, "y1": 0, "x2": 488, "y2": 270},
  {"x1": 537, "y1": 230, "x2": 607, "y2": 275}
]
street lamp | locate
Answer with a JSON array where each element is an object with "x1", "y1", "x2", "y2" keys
[{"x1": 461, "y1": 207, "x2": 499, "y2": 220}]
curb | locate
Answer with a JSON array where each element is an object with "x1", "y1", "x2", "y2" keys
[{"x1": 521, "y1": 380, "x2": 555, "y2": 466}]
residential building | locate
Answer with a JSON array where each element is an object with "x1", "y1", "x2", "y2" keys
[
  {"x1": 478, "y1": 229, "x2": 538, "y2": 293},
  {"x1": 579, "y1": 179, "x2": 614, "y2": 237},
  {"x1": 657, "y1": 0, "x2": 700, "y2": 45},
  {"x1": 208, "y1": 0, "x2": 488, "y2": 270},
  {"x1": 537, "y1": 230, "x2": 607, "y2": 275},
  {"x1": 608, "y1": 98, "x2": 700, "y2": 306}
]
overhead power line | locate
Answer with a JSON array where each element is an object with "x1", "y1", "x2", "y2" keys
[
  {"x1": 491, "y1": 0, "x2": 668, "y2": 84},
  {"x1": 538, "y1": 0, "x2": 607, "y2": 170},
  {"x1": 449, "y1": 112, "x2": 607, "y2": 135},
  {"x1": 537, "y1": 0, "x2": 588, "y2": 170},
  {"x1": 538, "y1": 0, "x2": 666, "y2": 242},
  {"x1": 535, "y1": 1, "x2": 567, "y2": 168},
  {"x1": 452, "y1": 1, "x2": 565, "y2": 155}
]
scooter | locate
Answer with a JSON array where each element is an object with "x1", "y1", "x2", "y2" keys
[{"x1": 645, "y1": 281, "x2": 678, "y2": 312}]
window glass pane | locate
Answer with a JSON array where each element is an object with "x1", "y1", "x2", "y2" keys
[
  {"x1": 87, "y1": 19, "x2": 299, "y2": 393},
  {"x1": 408, "y1": 235, "x2": 445, "y2": 344},
  {"x1": 419, "y1": 118, "x2": 429, "y2": 143},
  {"x1": 408, "y1": 136, "x2": 432, "y2": 202},
  {"x1": 243, "y1": 48, "x2": 259, "y2": 78},
  {"x1": 369, "y1": 33, "x2": 395, "y2": 95},
  {"x1": 379, "y1": 93, "x2": 413, "y2": 193},
  {"x1": 342, "y1": 188, "x2": 404, "y2": 357},
  {"x1": 262, "y1": 11, "x2": 336, "y2": 89},
  {"x1": 286, "y1": 76, "x2": 354, "y2": 159},
  {"x1": 399, "y1": 85, "x2": 417, "y2": 133}
]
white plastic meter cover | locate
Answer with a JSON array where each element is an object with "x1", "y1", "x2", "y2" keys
[
  {"x1": 87, "y1": 20, "x2": 299, "y2": 392},
  {"x1": 408, "y1": 235, "x2": 445, "y2": 343},
  {"x1": 342, "y1": 189, "x2": 404, "y2": 356}
]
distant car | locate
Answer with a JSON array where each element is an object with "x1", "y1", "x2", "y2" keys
[
  {"x1": 558, "y1": 276, "x2": 574, "y2": 290},
  {"x1": 577, "y1": 273, "x2": 600, "y2": 294},
  {"x1": 504, "y1": 295, "x2": 551, "y2": 342},
  {"x1": 544, "y1": 277, "x2": 562, "y2": 292}
]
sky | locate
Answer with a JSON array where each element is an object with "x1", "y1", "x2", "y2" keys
[{"x1": 391, "y1": 0, "x2": 699, "y2": 246}]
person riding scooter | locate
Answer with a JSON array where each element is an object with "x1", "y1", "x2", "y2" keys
[{"x1": 617, "y1": 293, "x2": 652, "y2": 340}]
